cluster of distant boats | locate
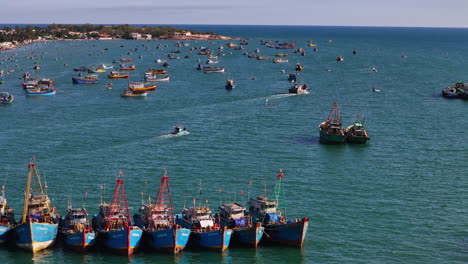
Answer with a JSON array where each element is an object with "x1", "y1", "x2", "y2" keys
[{"x1": 0, "y1": 161, "x2": 308, "y2": 255}]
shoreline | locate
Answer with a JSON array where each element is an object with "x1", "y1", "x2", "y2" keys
[{"x1": 0, "y1": 34, "x2": 239, "y2": 51}]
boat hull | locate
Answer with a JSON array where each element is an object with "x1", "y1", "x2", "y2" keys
[
  {"x1": 346, "y1": 135, "x2": 370, "y2": 144},
  {"x1": 63, "y1": 231, "x2": 96, "y2": 251},
  {"x1": 231, "y1": 225, "x2": 264, "y2": 248},
  {"x1": 72, "y1": 78, "x2": 98, "y2": 84},
  {"x1": 15, "y1": 222, "x2": 58, "y2": 252},
  {"x1": 264, "y1": 218, "x2": 309, "y2": 248},
  {"x1": 25, "y1": 89, "x2": 56, "y2": 96},
  {"x1": 0, "y1": 225, "x2": 12, "y2": 244},
  {"x1": 319, "y1": 130, "x2": 346, "y2": 144},
  {"x1": 144, "y1": 227, "x2": 191, "y2": 253},
  {"x1": 100, "y1": 229, "x2": 142, "y2": 255},
  {"x1": 188, "y1": 228, "x2": 232, "y2": 251}
]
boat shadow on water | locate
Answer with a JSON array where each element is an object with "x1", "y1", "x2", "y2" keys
[{"x1": 293, "y1": 136, "x2": 321, "y2": 145}]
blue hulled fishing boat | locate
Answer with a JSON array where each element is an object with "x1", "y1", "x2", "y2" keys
[
  {"x1": 72, "y1": 74, "x2": 98, "y2": 84},
  {"x1": 248, "y1": 169, "x2": 309, "y2": 248},
  {"x1": 60, "y1": 195, "x2": 96, "y2": 251},
  {"x1": 218, "y1": 203, "x2": 264, "y2": 248},
  {"x1": 175, "y1": 183, "x2": 232, "y2": 251},
  {"x1": 15, "y1": 160, "x2": 61, "y2": 253},
  {"x1": 0, "y1": 185, "x2": 16, "y2": 244},
  {"x1": 93, "y1": 172, "x2": 142, "y2": 255},
  {"x1": 134, "y1": 169, "x2": 191, "y2": 253}
]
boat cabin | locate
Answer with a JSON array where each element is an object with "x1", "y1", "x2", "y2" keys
[
  {"x1": 248, "y1": 196, "x2": 283, "y2": 224},
  {"x1": 219, "y1": 203, "x2": 245, "y2": 220},
  {"x1": 181, "y1": 207, "x2": 214, "y2": 229}
]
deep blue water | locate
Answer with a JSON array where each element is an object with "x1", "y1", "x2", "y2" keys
[{"x1": 0, "y1": 25, "x2": 467, "y2": 263}]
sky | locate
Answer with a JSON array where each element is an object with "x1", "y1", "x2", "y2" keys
[{"x1": 1, "y1": 0, "x2": 468, "y2": 28}]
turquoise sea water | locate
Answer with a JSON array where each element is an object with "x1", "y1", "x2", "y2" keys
[{"x1": 0, "y1": 25, "x2": 467, "y2": 263}]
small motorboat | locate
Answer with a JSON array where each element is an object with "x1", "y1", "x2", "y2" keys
[
  {"x1": 0, "y1": 92, "x2": 14, "y2": 103},
  {"x1": 337, "y1": 56, "x2": 344, "y2": 62},
  {"x1": 288, "y1": 84, "x2": 309, "y2": 95},
  {"x1": 120, "y1": 89, "x2": 148, "y2": 98},
  {"x1": 225, "y1": 79, "x2": 236, "y2": 89},
  {"x1": 295, "y1": 64, "x2": 304, "y2": 71},
  {"x1": 372, "y1": 87, "x2": 381, "y2": 93},
  {"x1": 108, "y1": 71, "x2": 130, "y2": 79}
]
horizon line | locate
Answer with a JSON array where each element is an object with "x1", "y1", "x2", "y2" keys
[{"x1": 0, "y1": 23, "x2": 468, "y2": 30}]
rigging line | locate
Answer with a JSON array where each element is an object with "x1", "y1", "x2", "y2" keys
[{"x1": 2, "y1": 165, "x2": 10, "y2": 187}]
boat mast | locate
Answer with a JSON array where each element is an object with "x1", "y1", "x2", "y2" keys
[
  {"x1": 328, "y1": 99, "x2": 341, "y2": 123},
  {"x1": 152, "y1": 169, "x2": 174, "y2": 225},
  {"x1": 270, "y1": 169, "x2": 286, "y2": 218},
  {"x1": 21, "y1": 161, "x2": 34, "y2": 224},
  {"x1": 105, "y1": 171, "x2": 132, "y2": 229}
]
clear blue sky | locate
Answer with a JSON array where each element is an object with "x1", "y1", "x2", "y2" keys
[{"x1": 2, "y1": 0, "x2": 467, "y2": 28}]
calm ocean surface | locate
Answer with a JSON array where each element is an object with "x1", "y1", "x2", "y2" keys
[{"x1": 0, "y1": 25, "x2": 467, "y2": 263}]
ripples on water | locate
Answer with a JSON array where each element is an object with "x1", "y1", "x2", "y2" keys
[{"x1": 0, "y1": 26, "x2": 467, "y2": 263}]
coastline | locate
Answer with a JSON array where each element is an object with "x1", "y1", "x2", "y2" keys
[{"x1": 0, "y1": 34, "x2": 237, "y2": 52}]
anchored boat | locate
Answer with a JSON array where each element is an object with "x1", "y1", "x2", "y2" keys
[
  {"x1": 15, "y1": 160, "x2": 61, "y2": 253},
  {"x1": 134, "y1": 169, "x2": 191, "y2": 253},
  {"x1": 319, "y1": 100, "x2": 346, "y2": 144},
  {"x1": 0, "y1": 92, "x2": 14, "y2": 103},
  {"x1": 175, "y1": 183, "x2": 232, "y2": 251},
  {"x1": 0, "y1": 185, "x2": 16, "y2": 245},
  {"x1": 345, "y1": 117, "x2": 370, "y2": 144},
  {"x1": 248, "y1": 169, "x2": 308, "y2": 248},
  {"x1": 93, "y1": 172, "x2": 142, "y2": 255},
  {"x1": 288, "y1": 83, "x2": 309, "y2": 95},
  {"x1": 218, "y1": 203, "x2": 264, "y2": 248},
  {"x1": 60, "y1": 206, "x2": 96, "y2": 251}
]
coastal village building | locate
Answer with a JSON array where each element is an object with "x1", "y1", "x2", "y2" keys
[
  {"x1": 130, "y1": 33, "x2": 152, "y2": 40},
  {"x1": 99, "y1": 34, "x2": 113, "y2": 40}
]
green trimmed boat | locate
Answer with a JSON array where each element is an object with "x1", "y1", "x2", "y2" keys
[
  {"x1": 345, "y1": 118, "x2": 370, "y2": 144},
  {"x1": 319, "y1": 100, "x2": 345, "y2": 144}
]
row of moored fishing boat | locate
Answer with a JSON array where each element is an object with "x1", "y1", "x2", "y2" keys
[{"x1": 0, "y1": 161, "x2": 308, "y2": 255}]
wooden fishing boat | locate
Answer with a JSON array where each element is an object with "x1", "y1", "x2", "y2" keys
[
  {"x1": 72, "y1": 74, "x2": 98, "y2": 84},
  {"x1": 25, "y1": 86, "x2": 57, "y2": 96},
  {"x1": 146, "y1": 69, "x2": 166, "y2": 75},
  {"x1": 14, "y1": 160, "x2": 61, "y2": 253},
  {"x1": 108, "y1": 71, "x2": 129, "y2": 79},
  {"x1": 0, "y1": 185, "x2": 16, "y2": 245},
  {"x1": 345, "y1": 118, "x2": 370, "y2": 144},
  {"x1": 120, "y1": 89, "x2": 148, "y2": 97},
  {"x1": 319, "y1": 100, "x2": 346, "y2": 144},
  {"x1": 275, "y1": 53, "x2": 288, "y2": 57},
  {"x1": 119, "y1": 58, "x2": 132, "y2": 62},
  {"x1": 248, "y1": 169, "x2": 309, "y2": 248},
  {"x1": 60, "y1": 203, "x2": 96, "y2": 251},
  {"x1": 227, "y1": 43, "x2": 237, "y2": 48},
  {"x1": 0, "y1": 92, "x2": 14, "y2": 103},
  {"x1": 145, "y1": 74, "x2": 170, "y2": 82},
  {"x1": 74, "y1": 66, "x2": 90, "y2": 71},
  {"x1": 218, "y1": 203, "x2": 264, "y2": 248},
  {"x1": 92, "y1": 172, "x2": 143, "y2": 255},
  {"x1": 128, "y1": 82, "x2": 157, "y2": 92},
  {"x1": 203, "y1": 66, "x2": 225, "y2": 73},
  {"x1": 133, "y1": 170, "x2": 191, "y2": 253},
  {"x1": 273, "y1": 58, "x2": 288, "y2": 63},
  {"x1": 118, "y1": 65, "x2": 136, "y2": 71},
  {"x1": 442, "y1": 83, "x2": 466, "y2": 98},
  {"x1": 257, "y1": 56, "x2": 269, "y2": 60}
]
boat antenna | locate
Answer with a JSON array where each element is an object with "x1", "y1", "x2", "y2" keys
[
  {"x1": 183, "y1": 191, "x2": 187, "y2": 208},
  {"x1": 83, "y1": 190, "x2": 88, "y2": 209},
  {"x1": 67, "y1": 193, "x2": 72, "y2": 210},
  {"x1": 2, "y1": 165, "x2": 9, "y2": 187},
  {"x1": 100, "y1": 184, "x2": 105, "y2": 205},
  {"x1": 140, "y1": 191, "x2": 144, "y2": 205},
  {"x1": 198, "y1": 179, "x2": 202, "y2": 208},
  {"x1": 43, "y1": 170, "x2": 48, "y2": 197},
  {"x1": 263, "y1": 174, "x2": 267, "y2": 198},
  {"x1": 218, "y1": 187, "x2": 222, "y2": 206},
  {"x1": 247, "y1": 180, "x2": 252, "y2": 202}
]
